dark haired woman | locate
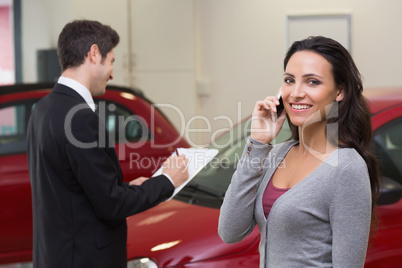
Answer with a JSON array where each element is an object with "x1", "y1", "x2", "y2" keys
[{"x1": 218, "y1": 36, "x2": 380, "y2": 267}]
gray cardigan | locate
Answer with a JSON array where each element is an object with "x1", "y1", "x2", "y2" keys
[{"x1": 218, "y1": 138, "x2": 372, "y2": 268}]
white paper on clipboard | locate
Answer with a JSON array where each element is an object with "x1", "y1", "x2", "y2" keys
[{"x1": 152, "y1": 148, "x2": 219, "y2": 200}]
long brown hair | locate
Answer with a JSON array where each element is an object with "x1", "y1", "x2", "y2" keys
[{"x1": 284, "y1": 36, "x2": 380, "y2": 234}]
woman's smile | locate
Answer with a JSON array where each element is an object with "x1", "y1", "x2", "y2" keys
[{"x1": 289, "y1": 103, "x2": 313, "y2": 111}]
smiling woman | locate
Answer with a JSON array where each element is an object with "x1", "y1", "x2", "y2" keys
[{"x1": 219, "y1": 36, "x2": 380, "y2": 268}]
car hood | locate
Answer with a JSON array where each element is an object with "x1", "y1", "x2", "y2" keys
[{"x1": 126, "y1": 199, "x2": 259, "y2": 267}]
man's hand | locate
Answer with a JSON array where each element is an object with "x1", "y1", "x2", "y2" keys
[
  {"x1": 162, "y1": 155, "x2": 189, "y2": 188},
  {"x1": 129, "y1": 176, "x2": 150, "y2": 186}
]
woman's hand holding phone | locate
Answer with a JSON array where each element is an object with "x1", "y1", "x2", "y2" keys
[{"x1": 250, "y1": 89, "x2": 287, "y2": 144}]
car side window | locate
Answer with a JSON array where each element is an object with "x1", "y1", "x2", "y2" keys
[
  {"x1": 372, "y1": 119, "x2": 402, "y2": 184},
  {"x1": 96, "y1": 100, "x2": 151, "y2": 144},
  {"x1": 0, "y1": 104, "x2": 27, "y2": 156},
  {"x1": 192, "y1": 119, "x2": 291, "y2": 195}
]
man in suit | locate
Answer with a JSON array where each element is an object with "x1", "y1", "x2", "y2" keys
[{"x1": 27, "y1": 20, "x2": 189, "y2": 268}]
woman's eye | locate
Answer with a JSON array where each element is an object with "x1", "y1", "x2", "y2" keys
[
  {"x1": 308, "y1": 79, "x2": 321, "y2": 86},
  {"x1": 284, "y1": 77, "x2": 294, "y2": 84}
]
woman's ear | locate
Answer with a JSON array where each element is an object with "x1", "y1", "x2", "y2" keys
[{"x1": 336, "y1": 87, "x2": 345, "y2": 102}]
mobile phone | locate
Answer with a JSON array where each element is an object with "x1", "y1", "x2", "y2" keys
[{"x1": 276, "y1": 90, "x2": 284, "y2": 116}]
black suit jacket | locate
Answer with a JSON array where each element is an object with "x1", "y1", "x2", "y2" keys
[{"x1": 27, "y1": 84, "x2": 174, "y2": 268}]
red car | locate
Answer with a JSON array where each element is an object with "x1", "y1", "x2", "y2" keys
[
  {"x1": 0, "y1": 83, "x2": 189, "y2": 265},
  {"x1": 124, "y1": 89, "x2": 402, "y2": 268}
]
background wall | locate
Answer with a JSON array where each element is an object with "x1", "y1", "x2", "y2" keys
[
  {"x1": 22, "y1": 0, "x2": 69, "y2": 82},
  {"x1": 0, "y1": 1, "x2": 15, "y2": 85},
  {"x1": 20, "y1": 0, "x2": 402, "y2": 146}
]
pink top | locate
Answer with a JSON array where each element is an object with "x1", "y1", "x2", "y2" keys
[{"x1": 263, "y1": 177, "x2": 290, "y2": 218}]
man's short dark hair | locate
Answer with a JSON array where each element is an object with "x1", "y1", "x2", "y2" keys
[{"x1": 57, "y1": 20, "x2": 120, "y2": 71}]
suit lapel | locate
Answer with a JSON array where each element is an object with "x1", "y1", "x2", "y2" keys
[{"x1": 52, "y1": 83, "x2": 91, "y2": 108}]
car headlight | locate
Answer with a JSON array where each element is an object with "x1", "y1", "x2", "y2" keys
[{"x1": 127, "y1": 258, "x2": 158, "y2": 268}]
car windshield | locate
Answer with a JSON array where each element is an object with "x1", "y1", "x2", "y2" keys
[{"x1": 174, "y1": 117, "x2": 292, "y2": 208}]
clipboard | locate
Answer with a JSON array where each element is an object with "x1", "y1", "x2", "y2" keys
[{"x1": 152, "y1": 148, "x2": 219, "y2": 200}]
